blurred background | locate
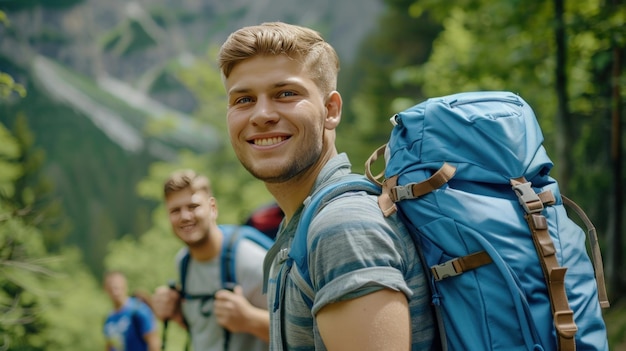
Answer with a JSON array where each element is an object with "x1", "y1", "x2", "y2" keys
[{"x1": 0, "y1": 0, "x2": 624, "y2": 349}]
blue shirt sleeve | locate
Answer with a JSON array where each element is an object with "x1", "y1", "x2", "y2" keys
[{"x1": 135, "y1": 299, "x2": 157, "y2": 335}]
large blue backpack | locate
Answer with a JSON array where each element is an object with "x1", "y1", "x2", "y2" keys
[{"x1": 292, "y1": 91, "x2": 610, "y2": 350}]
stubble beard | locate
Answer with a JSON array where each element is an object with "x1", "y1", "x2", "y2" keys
[
  {"x1": 243, "y1": 142, "x2": 323, "y2": 184},
  {"x1": 184, "y1": 228, "x2": 210, "y2": 249}
]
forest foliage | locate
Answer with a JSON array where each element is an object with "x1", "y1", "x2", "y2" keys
[{"x1": 1, "y1": 0, "x2": 625, "y2": 349}]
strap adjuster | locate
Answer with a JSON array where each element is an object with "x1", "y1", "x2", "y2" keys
[
  {"x1": 511, "y1": 181, "x2": 544, "y2": 214},
  {"x1": 554, "y1": 309, "x2": 578, "y2": 339},
  {"x1": 391, "y1": 184, "x2": 415, "y2": 202},
  {"x1": 431, "y1": 259, "x2": 461, "y2": 281},
  {"x1": 277, "y1": 248, "x2": 289, "y2": 263}
]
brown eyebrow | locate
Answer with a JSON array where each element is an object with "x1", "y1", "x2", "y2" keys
[{"x1": 229, "y1": 79, "x2": 303, "y2": 95}]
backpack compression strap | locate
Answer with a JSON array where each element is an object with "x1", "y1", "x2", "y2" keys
[
  {"x1": 511, "y1": 178, "x2": 577, "y2": 351},
  {"x1": 371, "y1": 160, "x2": 494, "y2": 280},
  {"x1": 365, "y1": 144, "x2": 457, "y2": 216},
  {"x1": 381, "y1": 163, "x2": 456, "y2": 217}
]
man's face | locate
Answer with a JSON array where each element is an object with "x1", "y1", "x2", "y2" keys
[
  {"x1": 224, "y1": 54, "x2": 335, "y2": 183},
  {"x1": 104, "y1": 273, "x2": 127, "y2": 306},
  {"x1": 165, "y1": 188, "x2": 215, "y2": 247}
]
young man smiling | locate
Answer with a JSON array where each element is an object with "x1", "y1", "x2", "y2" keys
[
  {"x1": 218, "y1": 22, "x2": 437, "y2": 351},
  {"x1": 151, "y1": 169, "x2": 270, "y2": 351}
]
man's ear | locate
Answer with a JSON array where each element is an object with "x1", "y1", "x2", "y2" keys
[
  {"x1": 208, "y1": 196, "x2": 218, "y2": 218},
  {"x1": 324, "y1": 91, "x2": 342, "y2": 130}
]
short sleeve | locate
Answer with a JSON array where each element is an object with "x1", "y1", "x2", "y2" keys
[
  {"x1": 306, "y1": 191, "x2": 412, "y2": 315},
  {"x1": 136, "y1": 301, "x2": 157, "y2": 335}
]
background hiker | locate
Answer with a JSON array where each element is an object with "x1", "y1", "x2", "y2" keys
[
  {"x1": 103, "y1": 271, "x2": 160, "y2": 351},
  {"x1": 151, "y1": 169, "x2": 269, "y2": 351},
  {"x1": 218, "y1": 22, "x2": 437, "y2": 350}
]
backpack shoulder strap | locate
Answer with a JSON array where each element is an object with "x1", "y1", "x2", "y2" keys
[
  {"x1": 219, "y1": 225, "x2": 239, "y2": 290},
  {"x1": 218, "y1": 225, "x2": 273, "y2": 351},
  {"x1": 179, "y1": 248, "x2": 191, "y2": 297},
  {"x1": 289, "y1": 174, "x2": 380, "y2": 293},
  {"x1": 219, "y1": 224, "x2": 274, "y2": 290}
]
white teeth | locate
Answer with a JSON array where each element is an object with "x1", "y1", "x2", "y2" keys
[{"x1": 254, "y1": 137, "x2": 285, "y2": 146}]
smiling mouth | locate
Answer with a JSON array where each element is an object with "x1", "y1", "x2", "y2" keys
[
  {"x1": 181, "y1": 224, "x2": 196, "y2": 231},
  {"x1": 253, "y1": 136, "x2": 288, "y2": 146}
]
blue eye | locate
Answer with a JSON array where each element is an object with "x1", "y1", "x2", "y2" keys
[
  {"x1": 279, "y1": 91, "x2": 296, "y2": 98},
  {"x1": 236, "y1": 96, "x2": 253, "y2": 104}
]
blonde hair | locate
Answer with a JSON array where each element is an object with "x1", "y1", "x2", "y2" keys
[
  {"x1": 218, "y1": 22, "x2": 340, "y2": 96},
  {"x1": 163, "y1": 169, "x2": 212, "y2": 197}
]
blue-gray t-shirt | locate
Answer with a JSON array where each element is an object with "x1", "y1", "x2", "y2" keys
[{"x1": 264, "y1": 153, "x2": 436, "y2": 350}]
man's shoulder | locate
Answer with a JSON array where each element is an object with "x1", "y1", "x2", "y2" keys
[
  {"x1": 319, "y1": 188, "x2": 381, "y2": 219},
  {"x1": 174, "y1": 246, "x2": 189, "y2": 264},
  {"x1": 308, "y1": 184, "x2": 409, "y2": 240}
]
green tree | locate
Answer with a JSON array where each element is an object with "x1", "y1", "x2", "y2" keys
[
  {"x1": 1, "y1": 58, "x2": 106, "y2": 349},
  {"x1": 10, "y1": 114, "x2": 72, "y2": 251},
  {"x1": 337, "y1": 0, "x2": 443, "y2": 170},
  {"x1": 0, "y1": 11, "x2": 26, "y2": 101}
]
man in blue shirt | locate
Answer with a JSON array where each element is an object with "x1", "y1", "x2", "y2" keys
[{"x1": 103, "y1": 271, "x2": 160, "y2": 351}]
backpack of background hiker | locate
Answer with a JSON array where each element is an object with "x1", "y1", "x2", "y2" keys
[
  {"x1": 245, "y1": 202, "x2": 284, "y2": 240},
  {"x1": 358, "y1": 90, "x2": 610, "y2": 350}
]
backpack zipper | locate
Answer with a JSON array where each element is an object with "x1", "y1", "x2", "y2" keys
[
  {"x1": 391, "y1": 95, "x2": 525, "y2": 126},
  {"x1": 390, "y1": 94, "x2": 524, "y2": 126},
  {"x1": 448, "y1": 95, "x2": 523, "y2": 108}
]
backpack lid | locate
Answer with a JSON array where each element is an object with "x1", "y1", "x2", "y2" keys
[{"x1": 386, "y1": 91, "x2": 554, "y2": 184}]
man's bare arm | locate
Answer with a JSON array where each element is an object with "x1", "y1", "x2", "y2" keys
[
  {"x1": 144, "y1": 330, "x2": 162, "y2": 351},
  {"x1": 316, "y1": 289, "x2": 411, "y2": 351}
]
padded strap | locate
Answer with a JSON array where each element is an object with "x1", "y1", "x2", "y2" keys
[
  {"x1": 221, "y1": 227, "x2": 240, "y2": 289},
  {"x1": 512, "y1": 178, "x2": 577, "y2": 351},
  {"x1": 561, "y1": 196, "x2": 610, "y2": 309}
]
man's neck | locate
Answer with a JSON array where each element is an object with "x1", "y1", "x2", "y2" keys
[
  {"x1": 266, "y1": 150, "x2": 338, "y2": 223},
  {"x1": 188, "y1": 225, "x2": 223, "y2": 262},
  {"x1": 266, "y1": 176, "x2": 315, "y2": 225},
  {"x1": 114, "y1": 296, "x2": 129, "y2": 311}
]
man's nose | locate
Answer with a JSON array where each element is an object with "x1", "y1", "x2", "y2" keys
[
  {"x1": 180, "y1": 208, "x2": 193, "y2": 219},
  {"x1": 250, "y1": 97, "x2": 279, "y2": 125}
]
